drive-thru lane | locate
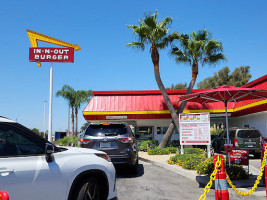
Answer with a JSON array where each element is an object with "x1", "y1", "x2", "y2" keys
[{"x1": 116, "y1": 161, "x2": 264, "y2": 200}]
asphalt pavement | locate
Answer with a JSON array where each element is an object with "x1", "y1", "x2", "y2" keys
[{"x1": 116, "y1": 161, "x2": 265, "y2": 200}]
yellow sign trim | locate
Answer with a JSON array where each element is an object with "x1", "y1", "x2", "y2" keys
[{"x1": 26, "y1": 29, "x2": 81, "y2": 67}]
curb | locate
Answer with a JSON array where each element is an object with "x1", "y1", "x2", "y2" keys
[{"x1": 139, "y1": 156, "x2": 266, "y2": 197}]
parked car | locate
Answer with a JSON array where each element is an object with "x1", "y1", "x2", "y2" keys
[
  {"x1": 0, "y1": 117, "x2": 117, "y2": 200},
  {"x1": 213, "y1": 127, "x2": 262, "y2": 158},
  {"x1": 80, "y1": 123, "x2": 139, "y2": 174}
]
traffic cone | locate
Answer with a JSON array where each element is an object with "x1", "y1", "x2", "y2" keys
[{"x1": 214, "y1": 154, "x2": 229, "y2": 200}]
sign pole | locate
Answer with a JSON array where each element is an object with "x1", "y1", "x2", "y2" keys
[
  {"x1": 207, "y1": 145, "x2": 211, "y2": 158},
  {"x1": 43, "y1": 100, "x2": 47, "y2": 138},
  {"x1": 48, "y1": 62, "x2": 53, "y2": 142}
]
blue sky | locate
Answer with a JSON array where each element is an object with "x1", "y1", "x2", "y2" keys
[{"x1": 0, "y1": 0, "x2": 266, "y2": 133}]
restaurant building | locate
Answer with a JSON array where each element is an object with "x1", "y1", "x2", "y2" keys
[{"x1": 83, "y1": 75, "x2": 267, "y2": 141}]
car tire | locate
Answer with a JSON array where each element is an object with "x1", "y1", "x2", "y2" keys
[
  {"x1": 130, "y1": 158, "x2": 139, "y2": 175},
  {"x1": 74, "y1": 176, "x2": 103, "y2": 200}
]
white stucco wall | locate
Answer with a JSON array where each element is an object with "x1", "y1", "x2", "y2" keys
[
  {"x1": 135, "y1": 119, "x2": 180, "y2": 141},
  {"x1": 229, "y1": 111, "x2": 267, "y2": 137}
]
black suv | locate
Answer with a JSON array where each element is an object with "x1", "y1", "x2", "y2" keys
[{"x1": 80, "y1": 122, "x2": 139, "y2": 173}]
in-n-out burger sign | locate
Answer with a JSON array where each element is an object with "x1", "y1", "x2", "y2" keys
[{"x1": 29, "y1": 47, "x2": 74, "y2": 63}]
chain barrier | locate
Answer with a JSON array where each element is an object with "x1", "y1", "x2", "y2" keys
[
  {"x1": 199, "y1": 156, "x2": 221, "y2": 200},
  {"x1": 225, "y1": 144, "x2": 267, "y2": 196}
]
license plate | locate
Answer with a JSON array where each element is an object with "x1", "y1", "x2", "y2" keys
[
  {"x1": 100, "y1": 142, "x2": 111, "y2": 148},
  {"x1": 248, "y1": 145, "x2": 253, "y2": 148}
]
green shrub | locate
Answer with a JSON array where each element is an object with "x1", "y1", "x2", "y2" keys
[
  {"x1": 211, "y1": 128, "x2": 223, "y2": 135},
  {"x1": 177, "y1": 148, "x2": 205, "y2": 155},
  {"x1": 148, "y1": 148, "x2": 170, "y2": 155},
  {"x1": 196, "y1": 157, "x2": 214, "y2": 175},
  {"x1": 196, "y1": 157, "x2": 249, "y2": 180},
  {"x1": 54, "y1": 136, "x2": 80, "y2": 147},
  {"x1": 138, "y1": 140, "x2": 158, "y2": 152},
  {"x1": 225, "y1": 164, "x2": 249, "y2": 180},
  {"x1": 167, "y1": 154, "x2": 203, "y2": 167},
  {"x1": 168, "y1": 140, "x2": 180, "y2": 147},
  {"x1": 166, "y1": 147, "x2": 178, "y2": 154},
  {"x1": 182, "y1": 155, "x2": 206, "y2": 170}
]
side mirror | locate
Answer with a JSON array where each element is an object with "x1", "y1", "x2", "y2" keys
[{"x1": 45, "y1": 143, "x2": 54, "y2": 163}]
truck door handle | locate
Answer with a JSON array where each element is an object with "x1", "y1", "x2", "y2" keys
[{"x1": 0, "y1": 168, "x2": 14, "y2": 176}]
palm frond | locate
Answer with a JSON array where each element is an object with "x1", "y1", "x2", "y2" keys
[
  {"x1": 158, "y1": 32, "x2": 180, "y2": 49},
  {"x1": 171, "y1": 47, "x2": 192, "y2": 65},
  {"x1": 205, "y1": 40, "x2": 223, "y2": 56},
  {"x1": 195, "y1": 29, "x2": 210, "y2": 41},
  {"x1": 202, "y1": 53, "x2": 227, "y2": 65},
  {"x1": 126, "y1": 42, "x2": 145, "y2": 50},
  {"x1": 127, "y1": 10, "x2": 176, "y2": 51},
  {"x1": 159, "y1": 17, "x2": 173, "y2": 29}
]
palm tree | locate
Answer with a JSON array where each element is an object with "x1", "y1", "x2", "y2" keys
[
  {"x1": 158, "y1": 29, "x2": 226, "y2": 148},
  {"x1": 74, "y1": 90, "x2": 92, "y2": 135},
  {"x1": 56, "y1": 85, "x2": 75, "y2": 136},
  {"x1": 127, "y1": 11, "x2": 180, "y2": 135}
]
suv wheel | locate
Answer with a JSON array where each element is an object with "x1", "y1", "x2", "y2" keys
[
  {"x1": 74, "y1": 177, "x2": 102, "y2": 200},
  {"x1": 130, "y1": 159, "x2": 139, "y2": 175}
]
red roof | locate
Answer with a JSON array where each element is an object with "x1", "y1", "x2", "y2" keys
[{"x1": 83, "y1": 74, "x2": 267, "y2": 121}]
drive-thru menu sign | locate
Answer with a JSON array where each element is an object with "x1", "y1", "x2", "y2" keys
[{"x1": 179, "y1": 113, "x2": 210, "y2": 145}]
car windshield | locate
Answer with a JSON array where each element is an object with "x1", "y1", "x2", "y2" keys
[
  {"x1": 84, "y1": 124, "x2": 128, "y2": 137},
  {"x1": 237, "y1": 130, "x2": 261, "y2": 138}
]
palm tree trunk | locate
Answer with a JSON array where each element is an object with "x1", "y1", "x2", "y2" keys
[
  {"x1": 158, "y1": 60, "x2": 199, "y2": 148},
  {"x1": 71, "y1": 107, "x2": 74, "y2": 137},
  {"x1": 150, "y1": 45, "x2": 180, "y2": 141},
  {"x1": 75, "y1": 108, "x2": 78, "y2": 136}
]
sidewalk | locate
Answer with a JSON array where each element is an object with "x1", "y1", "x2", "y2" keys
[{"x1": 139, "y1": 152, "x2": 266, "y2": 197}]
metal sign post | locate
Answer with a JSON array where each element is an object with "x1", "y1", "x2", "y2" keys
[{"x1": 48, "y1": 63, "x2": 53, "y2": 142}]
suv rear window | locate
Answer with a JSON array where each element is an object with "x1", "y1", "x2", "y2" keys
[
  {"x1": 237, "y1": 130, "x2": 261, "y2": 138},
  {"x1": 85, "y1": 124, "x2": 128, "y2": 137}
]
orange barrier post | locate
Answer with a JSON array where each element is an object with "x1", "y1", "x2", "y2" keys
[
  {"x1": 0, "y1": 191, "x2": 9, "y2": 200},
  {"x1": 214, "y1": 154, "x2": 229, "y2": 200}
]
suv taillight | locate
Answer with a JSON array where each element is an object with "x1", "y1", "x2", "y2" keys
[
  {"x1": 119, "y1": 137, "x2": 133, "y2": 143},
  {"x1": 234, "y1": 138, "x2": 238, "y2": 147},
  {"x1": 80, "y1": 138, "x2": 92, "y2": 144}
]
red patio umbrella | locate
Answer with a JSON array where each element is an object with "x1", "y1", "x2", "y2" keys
[{"x1": 178, "y1": 85, "x2": 267, "y2": 166}]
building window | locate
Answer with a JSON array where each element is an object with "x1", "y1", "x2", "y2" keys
[
  {"x1": 157, "y1": 127, "x2": 169, "y2": 134},
  {"x1": 136, "y1": 126, "x2": 153, "y2": 140}
]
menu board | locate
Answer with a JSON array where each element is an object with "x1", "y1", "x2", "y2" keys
[{"x1": 179, "y1": 113, "x2": 210, "y2": 145}]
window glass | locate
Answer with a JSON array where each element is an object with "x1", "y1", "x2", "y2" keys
[
  {"x1": 136, "y1": 127, "x2": 153, "y2": 140},
  {"x1": 157, "y1": 127, "x2": 170, "y2": 135},
  {"x1": 0, "y1": 124, "x2": 44, "y2": 157},
  {"x1": 162, "y1": 127, "x2": 168, "y2": 135},
  {"x1": 85, "y1": 124, "x2": 128, "y2": 136},
  {"x1": 223, "y1": 130, "x2": 236, "y2": 138},
  {"x1": 237, "y1": 130, "x2": 261, "y2": 138}
]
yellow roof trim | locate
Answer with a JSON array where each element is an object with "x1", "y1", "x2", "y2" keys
[{"x1": 83, "y1": 109, "x2": 233, "y2": 116}]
